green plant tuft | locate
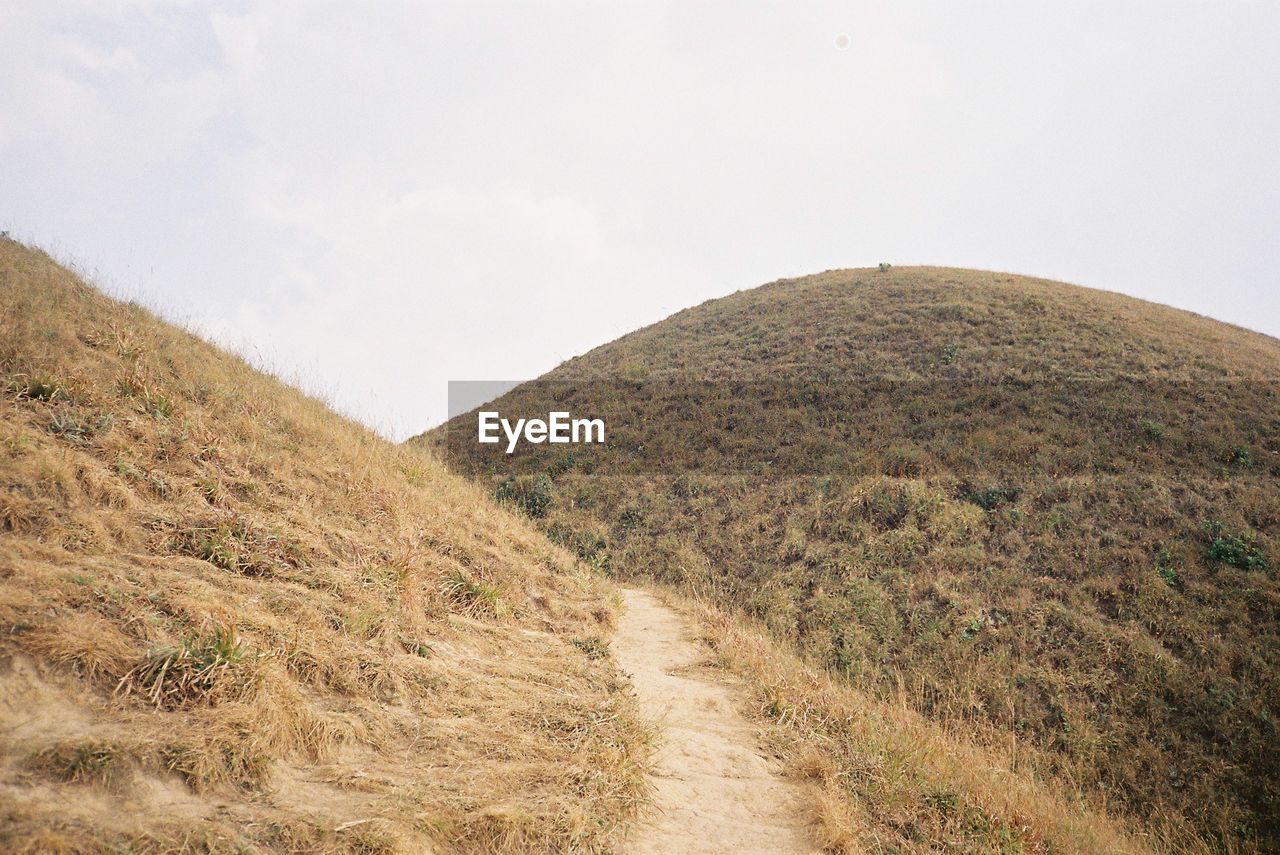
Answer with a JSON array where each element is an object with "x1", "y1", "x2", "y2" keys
[{"x1": 1203, "y1": 520, "x2": 1268, "y2": 571}]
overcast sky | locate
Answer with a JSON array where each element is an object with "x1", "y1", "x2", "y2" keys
[{"x1": 3, "y1": 2, "x2": 1278, "y2": 439}]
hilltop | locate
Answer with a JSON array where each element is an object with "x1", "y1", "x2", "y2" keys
[
  {"x1": 0, "y1": 239, "x2": 649, "y2": 852},
  {"x1": 420, "y1": 267, "x2": 1280, "y2": 852}
]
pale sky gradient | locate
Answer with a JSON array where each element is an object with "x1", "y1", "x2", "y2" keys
[{"x1": 3, "y1": 2, "x2": 1278, "y2": 439}]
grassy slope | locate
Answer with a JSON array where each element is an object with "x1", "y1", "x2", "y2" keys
[
  {"x1": 0, "y1": 239, "x2": 648, "y2": 853},
  {"x1": 420, "y1": 267, "x2": 1280, "y2": 852}
]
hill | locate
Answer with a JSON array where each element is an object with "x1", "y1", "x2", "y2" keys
[
  {"x1": 419, "y1": 266, "x2": 1280, "y2": 851},
  {"x1": 0, "y1": 238, "x2": 649, "y2": 852}
]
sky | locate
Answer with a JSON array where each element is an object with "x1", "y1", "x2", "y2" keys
[{"x1": 3, "y1": 1, "x2": 1278, "y2": 439}]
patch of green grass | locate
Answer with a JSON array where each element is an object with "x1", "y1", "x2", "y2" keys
[
  {"x1": 1224, "y1": 445, "x2": 1253, "y2": 469},
  {"x1": 571, "y1": 636, "x2": 610, "y2": 660},
  {"x1": 1203, "y1": 520, "x2": 1268, "y2": 571}
]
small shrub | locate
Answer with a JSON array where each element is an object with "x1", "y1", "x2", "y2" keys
[
  {"x1": 1202, "y1": 520, "x2": 1268, "y2": 571},
  {"x1": 545, "y1": 453, "x2": 578, "y2": 479},
  {"x1": 618, "y1": 506, "x2": 645, "y2": 531},
  {"x1": 546, "y1": 522, "x2": 610, "y2": 569},
  {"x1": 1155, "y1": 548, "x2": 1182, "y2": 588},
  {"x1": 941, "y1": 341, "x2": 960, "y2": 365},
  {"x1": 878, "y1": 262, "x2": 892, "y2": 272},
  {"x1": 961, "y1": 486, "x2": 1021, "y2": 511},
  {"x1": 495, "y1": 474, "x2": 554, "y2": 518},
  {"x1": 1224, "y1": 446, "x2": 1253, "y2": 468}
]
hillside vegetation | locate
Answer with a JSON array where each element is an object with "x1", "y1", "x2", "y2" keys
[
  {"x1": 421, "y1": 267, "x2": 1280, "y2": 852},
  {"x1": 0, "y1": 239, "x2": 649, "y2": 852}
]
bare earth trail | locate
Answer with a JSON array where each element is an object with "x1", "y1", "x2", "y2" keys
[{"x1": 613, "y1": 588, "x2": 819, "y2": 854}]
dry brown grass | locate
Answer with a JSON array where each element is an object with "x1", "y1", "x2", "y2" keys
[
  {"x1": 0, "y1": 238, "x2": 650, "y2": 852},
  {"x1": 657, "y1": 586, "x2": 1216, "y2": 855}
]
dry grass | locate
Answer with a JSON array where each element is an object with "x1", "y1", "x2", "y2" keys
[
  {"x1": 0, "y1": 237, "x2": 650, "y2": 852},
  {"x1": 659, "y1": 586, "x2": 1219, "y2": 854}
]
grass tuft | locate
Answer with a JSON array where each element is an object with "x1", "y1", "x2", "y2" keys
[
  {"x1": 117, "y1": 627, "x2": 256, "y2": 709},
  {"x1": 439, "y1": 569, "x2": 503, "y2": 617}
]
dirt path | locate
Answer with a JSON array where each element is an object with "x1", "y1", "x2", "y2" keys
[{"x1": 613, "y1": 588, "x2": 818, "y2": 854}]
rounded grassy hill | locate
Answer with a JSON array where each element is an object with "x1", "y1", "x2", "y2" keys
[{"x1": 423, "y1": 267, "x2": 1280, "y2": 849}]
